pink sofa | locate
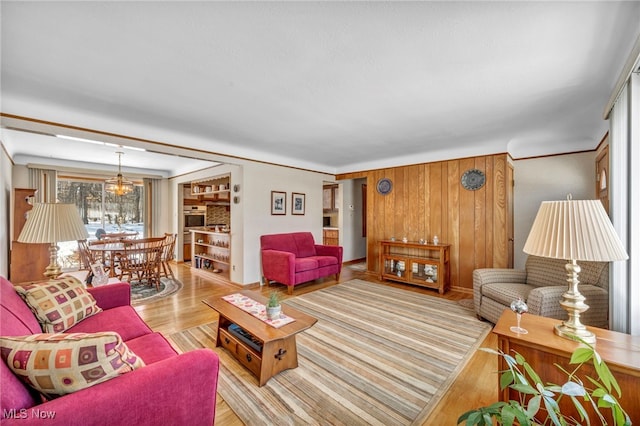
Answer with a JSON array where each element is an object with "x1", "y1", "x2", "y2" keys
[
  {"x1": 260, "y1": 232, "x2": 343, "y2": 294},
  {"x1": 0, "y1": 276, "x2": 219, "y2": 425}
]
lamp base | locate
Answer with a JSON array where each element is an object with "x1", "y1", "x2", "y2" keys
[
  {"x1": 553, "y1": 260, "x2": 596, "y2": 345},
  {"x1": 42, "y1": 243, "x2": 62, "y2": 279},
  {"x1": 554, "y1": 323, "x2": 596, "y2": 345}
]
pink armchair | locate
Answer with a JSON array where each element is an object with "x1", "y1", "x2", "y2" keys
[
  {"x1": 260, "y1": 232, "x2": 343, "y2": 294},
  {"x1": 0, "y1": 276, "x2": 219, "y2": 425}
]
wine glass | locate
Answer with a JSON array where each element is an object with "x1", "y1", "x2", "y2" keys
[{"x1": 510, "y1": 298, "x2": 528, "y2": 334}]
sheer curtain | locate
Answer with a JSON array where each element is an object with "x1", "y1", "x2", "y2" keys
[
  {"x1": 608, "y1": 72, "x2": 640, "y2": 335},
  {"x1": 143, "y1": 178, "x2": 162, "y2": 237},
  {"x1": 28, "y1": 167, "x2": 57, "y2": 203}
]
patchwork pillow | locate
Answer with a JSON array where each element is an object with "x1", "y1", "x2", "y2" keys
[
  {"x1": 0, "y1": 332, "x2": 145, "y2": 398},
  {"x1": 16, "y1": 276, "x2": 102, "y2": 333}
]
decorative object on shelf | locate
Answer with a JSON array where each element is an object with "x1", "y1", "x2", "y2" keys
[
  {"x1": 376, "y1": 177, "x2": 393, "y2": 195},
  {"x1": 523, "y1": 195, "x2": 628, "y2": 344},
  {"x1": 105, "y1": 151, "x2": 134, "y2": 196},
  {"x1": 402, "y1": 236, "x2": 408, "y2": 243},
  {"x1": 460, "y1": 169, "x2": 486, "y2": 191},
  {"x1": 271, "y1": 191, "x2": 286, "y2": 215},
  {"x1": 292, "y1": 192, "x2": 305, "y2": 215},
  {"x1": 509, "y1": 298, "x2": 528, "y2": 334},
  {"x1": 17, "y1": 203, "x2": 89, "y2": 279},
  {"x1": 266, "y1": 291, "x2": 283, "y2": 320},
  {"x1": 432, "y1": 235, "x2": 439, "y2": 245}
]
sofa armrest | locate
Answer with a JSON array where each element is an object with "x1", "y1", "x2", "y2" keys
[
  {"x1": 473, "y1": 269, "x2": 527, "y2": 314},
  {"x1": 261, "y1": 249, "x2": 296, "y2": 285},
  {"x1": 526, "y1": 285, "x2": 567, "y2": 318},
  {"x1": 87, "y1": 283, "x2": 131, "y2": 310},
  {"x1": 3, "y1": 349, "x2": 219, "y2": 426},
  {"x1": 527, "y1": 285, "x2": 609, "y2": 328},
  {"x1": 314, "y1": 244, "x2": 343, "y2": 265}
]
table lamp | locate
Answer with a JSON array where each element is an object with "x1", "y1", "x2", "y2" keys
[
  {"x1": 17, "y1": 203, "x2": 89, "y2": 279},
  {"x1": 523, "y1": 197, "x2": 628, "y2": 344}
]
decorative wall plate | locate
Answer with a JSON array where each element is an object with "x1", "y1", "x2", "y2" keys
[
  {"x1": 376, "y1": 178, "x2": 393, "y2": 195},
  {"x1": 461, "y1": 169, "x2": 486, "y2": 191}
]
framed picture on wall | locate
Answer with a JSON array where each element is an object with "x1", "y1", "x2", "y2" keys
[
  {"x1": 271, "y1": 191, "x2": 286, "y2": 215},
  {"x1": 292, "y1": 192, "x2": 305, "y2": 215}
]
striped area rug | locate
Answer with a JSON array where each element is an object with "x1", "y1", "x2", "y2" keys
[{"x1": 168, "y1": 279, "x2": 491, "y2": 425}]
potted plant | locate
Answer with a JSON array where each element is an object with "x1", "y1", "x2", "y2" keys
[
  {"x1": 457, "y1": 339, "x2": 631, "y2": 426},
  {"x1": 266, "y1": 291, "x2": 282, "y2": 320}
]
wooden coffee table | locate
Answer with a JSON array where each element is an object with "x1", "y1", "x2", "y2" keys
[{"x1": 203, "y1": 290, "x2": 317, "y2": 386}]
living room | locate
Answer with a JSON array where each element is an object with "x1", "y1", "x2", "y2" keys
[{"x1": 1, "y1": 2, "x2": 640, "y2": 424}]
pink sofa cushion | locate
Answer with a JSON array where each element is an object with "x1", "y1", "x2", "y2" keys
[
  {"x1": 16, "y1": 277, "x2": 102, "y2": 333},
  {"x1": 67, "y1": 306, "x2": 152, "y2": 342},
  {"x1": 291, "y1": 233, "x2": 317, "y2": 257},
  {"x1": 125, "y1": 333, "x2": 177, "y2": 365},
  {"x1": 0, "y1": 332, "x2": 145, "y2": 399},
  {"x1": 315, "y1": 256, "x2": 339, "y2": 268},
  {"x1": 260, "y1": 232, "x2": 317, "y2": 258},
  {"x1": 295, "y1": 257, "x2": 318, "y2": 273}
]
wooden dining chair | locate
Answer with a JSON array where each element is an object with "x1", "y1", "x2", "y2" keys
[
  {"x1": 159, "y1": 233, "x2": 177, "y2": 280},
  {"x1": 118, "y1": 237, "x2": 165, "y2": 289},
  {"x1": 77, "y1": 239, "x2": 112, "y2": 282}
]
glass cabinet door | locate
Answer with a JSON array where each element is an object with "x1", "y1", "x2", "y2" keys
[
  {"x1": 383, "y1": 257, "x2": 407, "y2": 279},
  {"x1": 409, "y1": 261, "x2": 438, "y2": 284}
]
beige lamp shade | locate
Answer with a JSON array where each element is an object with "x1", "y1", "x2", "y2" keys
[
  {"x1": 18, "y1": 203, "x2": 89, "y2": 244},
  {"x1": 523, "y1": 199, "x2": 628, "y2": 262}
]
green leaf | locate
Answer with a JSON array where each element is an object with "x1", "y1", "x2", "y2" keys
[
  {"x1": 500, "y1": 405, "x2": 516, "y2": 426},
  {"x1": 523, "y1": 361, "x2": 542, "y2": 384},
  {"x1": 478, "y1": 347, "x2": 501, "y2": 356},
  {"x1": 525, "y1": 395, "x2": 541, "y2": 418},
  {"x1": 500, "y1": 371, "x2": 515, "y2": 390},
  {"x1": 570, "y1": 347, "x2": 593, "y2": 364},
  {"x1": 504, "y1": 353, "x2": 518, "y2": 368},
  {"x1": 515, "y1": 352, "x2": 526, "y2": 365},
  {"x1": 561, "y1": 381, "x2": 586, "y2": 397},
  {"x1": 568, "y1": 395, "x2": 589, "y2": 422},
  {"x1": 511, "y1": 383, "x2": 538, "y2": 395},
  {"x1": 542, "y1": 395, "x2": 563, "y2": 426}
]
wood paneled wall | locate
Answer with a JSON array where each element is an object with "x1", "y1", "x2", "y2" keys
[{"x1": 338, "y1": 154, "x2": 513, "y2": 292}]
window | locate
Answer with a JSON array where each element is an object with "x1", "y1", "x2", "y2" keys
[{"x1": 56, "y1": 178, "x2": 145, "y2": 269}]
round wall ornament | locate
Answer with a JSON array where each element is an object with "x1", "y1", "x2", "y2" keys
[
  {"x1": 376, "y1": 178, "x2": 393, "y2": 195},
  {"x1": 461, "y1": 169, "x2": 486, "y2": 191}
]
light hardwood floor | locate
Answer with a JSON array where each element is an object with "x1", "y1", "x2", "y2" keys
[{"x1": 137, "y1": 262, "x2": 498, "y2": 425}]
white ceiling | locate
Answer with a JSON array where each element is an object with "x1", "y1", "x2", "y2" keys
[{"x1": 2, "y1": 1, "x2": 639, "y2": 176}]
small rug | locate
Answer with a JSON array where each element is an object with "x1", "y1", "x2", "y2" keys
[
  {"x1": 130, "y1": 277, "x2": 183, "y2": 305},
  {"x1": 168, "y1": 279, "x2": 490, "y2": 425}
]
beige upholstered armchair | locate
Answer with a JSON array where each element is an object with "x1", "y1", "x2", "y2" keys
[{"x1": 473, "y1": 255, "x2": 609, "y2": 328}]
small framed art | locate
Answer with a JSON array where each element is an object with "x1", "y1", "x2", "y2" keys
[
  {"x1": 90, "y1": 263, "x2": 109, "y2": 286},
  {"x1": 271, "y1": 191, "x2": 286, "y2": 215},
  {"x1": 292, "y1": 192, "x2": 305, "y2": 215}
]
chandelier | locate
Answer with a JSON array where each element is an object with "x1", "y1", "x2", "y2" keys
[{"x1": 105, "y1": 151, "x2": 134, "y2": 196}]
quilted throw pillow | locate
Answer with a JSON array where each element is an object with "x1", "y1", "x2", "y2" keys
[
  {"x1": 16, "y1": 276, "x2": 102, "y2": 333},
  {"x1": 0, "y1": 332, "x2": 145, "y2": 398}
]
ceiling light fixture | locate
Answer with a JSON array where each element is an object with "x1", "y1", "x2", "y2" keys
[{"x1": 105, "y1": 151, "x2": 134, "y2": 196}]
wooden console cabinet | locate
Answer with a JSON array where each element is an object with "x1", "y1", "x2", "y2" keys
[
  {"x1": 10, "y1": 189, "x2": 50, "y2": 283},
  {"x1": 378, "y1": 240, "x2": 450, "y2": 294},
  {"x1": 493, "y1": 311, "x2": 640, "y2": 422}
]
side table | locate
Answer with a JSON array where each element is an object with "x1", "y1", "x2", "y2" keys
[{"x1": 493, "y1": 311, "x2": 640, "y2": 422}]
